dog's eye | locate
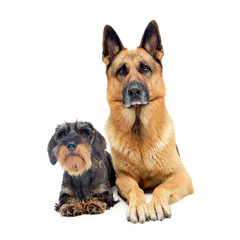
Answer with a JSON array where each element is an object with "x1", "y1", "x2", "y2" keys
[
  {"x1": 140, "y1": 64, "x2": 151, "y2": 73},
  {"x1": 57, "y1": 131, "x2": 66, "y2": 140},
  {"x1": 117, "y1": 65, "x2": 127, "y2": 76},
  {"x1": 80, "y1": 129, "x2": 90, "y2": 136}
]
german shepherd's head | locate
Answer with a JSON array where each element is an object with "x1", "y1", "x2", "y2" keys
[{"x1": 102, "y1": 20, "x2": 166, "y2": 113}]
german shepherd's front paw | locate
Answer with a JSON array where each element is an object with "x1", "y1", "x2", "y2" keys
[
  {"x1": 127, "y1": 201, "x2": 150, "y2": 224},
  {"x1": 148, "y1": 200, "x2": 172, "y2": 221}
]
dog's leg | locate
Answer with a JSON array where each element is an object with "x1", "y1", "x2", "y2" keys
[
  {"x1": 82, "y1": 199, "x2": 107, "y2": 214},
  {"x1": 55, "y1": 189, "x2": 83, "y2": 217},
  {"x1": 148, "y1": 171, "x2": 193, "y2": 221},
  {"x1": 59, "y1": 198, "x2": 83, "y2": 217},
  {"x1": 93, "y1": 191, "x2": 119, "y2": 209},
  {"x1": 116, "y1": 174, "x2": 149, "y2": 223},
  {"x1": 55, "y1": 193, "x2": 72, "y2": 211}
]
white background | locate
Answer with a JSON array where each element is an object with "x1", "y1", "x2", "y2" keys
[{"x1": 1, "y1": 0, "x2": 240, "y2": 239}]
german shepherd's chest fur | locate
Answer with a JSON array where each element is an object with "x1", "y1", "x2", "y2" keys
[{"x1": 105, "y1": 103, "x2": 181, "y2": 189}]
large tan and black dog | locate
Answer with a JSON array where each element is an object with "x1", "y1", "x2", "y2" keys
[{"x1": 102, "y1": 20, "x2": 193, "y2": 223}]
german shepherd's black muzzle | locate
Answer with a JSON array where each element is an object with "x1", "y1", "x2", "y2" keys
[{"x1": 122, "y1": 81, "x2": 150, "y2": 108}]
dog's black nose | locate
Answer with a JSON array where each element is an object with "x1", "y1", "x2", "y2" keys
[
  {"x1": 67, "y1": 142, "x2": 77, "y2": 151},
  {"x1": 122, "y1": 81, "x2": 150, "y2": 108},
  {"x1": 128, "y1": 84, "x2": 143, "y2": 97}
]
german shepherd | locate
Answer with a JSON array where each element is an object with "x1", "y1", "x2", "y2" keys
[{"x1": 102, "y1": 20, "x2": 193, "y2": 223}]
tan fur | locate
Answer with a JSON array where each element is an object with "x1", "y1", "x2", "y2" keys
[
  {"x1": 59, "y1": 198, "x2": 83, "y2": 217},
  {"x1": 83, "y1": 199, "x2": 107, "y2": 214},
  {"x1": 61, "y1": 187, "x2": 74, "y2": 197},
  {"x1": 57, "y1": 144, "x2": 92, "y2": 176},
  {"x1": 103, "y1": 25, "x2": 193, "y2": 222}
]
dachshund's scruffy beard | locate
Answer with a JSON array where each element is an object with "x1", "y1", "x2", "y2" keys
[{"x1": 57, "y1": 144, "x2": 92, "y2": 176}]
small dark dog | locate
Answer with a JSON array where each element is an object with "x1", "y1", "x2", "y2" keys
[{"x1": 48, "y1": 121, "x2": 118, "y2": 216}]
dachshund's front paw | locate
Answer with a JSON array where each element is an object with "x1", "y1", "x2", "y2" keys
[
  {"x1": 83, "y1": 200, "x2": 107, "y2": 214},
  {"x1": 59, "y1": 200, "x2": 83, "y2": 217}
]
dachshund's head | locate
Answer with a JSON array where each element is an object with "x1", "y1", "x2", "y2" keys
[{"x1": 47, "y1": 121, "x2": 106, "y2": 176}]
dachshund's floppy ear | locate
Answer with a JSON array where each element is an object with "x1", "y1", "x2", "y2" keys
[
  {"x1": 47, "y1": 136, "x2": 58, "y2": 165},
  {"x1": 91, "y1": 130, "x2": 107, "y2": 160}
]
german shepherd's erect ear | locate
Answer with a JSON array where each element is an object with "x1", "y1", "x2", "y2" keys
[
  {"x1": 102, "y1": 25, "x2": 125, "y2": 67},
  {"x1": 139, "y1": 20, "x2": 164, "y2": 65}
]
